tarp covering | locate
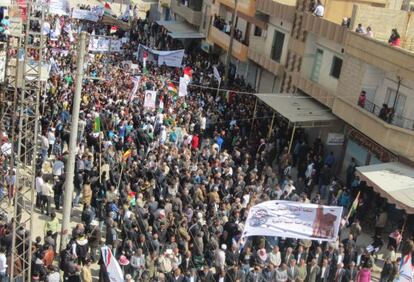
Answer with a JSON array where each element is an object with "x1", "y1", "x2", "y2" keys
[
  {"x1": 356, "y1": 162, "x2": 414, "y2": 214},
  {"x1": 156, "y1": 20, "x2": 205, "y2": 39},
  {"x1": 255, "y1": 94, "x2": 336, "y2": 127}
]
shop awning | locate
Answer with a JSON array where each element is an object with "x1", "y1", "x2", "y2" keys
[
  {"x1": 156, "y1": 20, "x2": 205, "y2": 39},
  {"x1": 255, "y1": 94, "x2": 336, "y2": 127},
  {"x1": 356, "y1": 162, "x2": 414, "y2": 214}
]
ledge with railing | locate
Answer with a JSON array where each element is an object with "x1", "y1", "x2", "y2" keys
[{"x1": 360, "y1": 99, "x2": 414, "y2": 131}]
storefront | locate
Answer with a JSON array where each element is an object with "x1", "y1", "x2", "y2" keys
[{"x1": 339, "y1": 127, "x2": 398, "y2": 178}]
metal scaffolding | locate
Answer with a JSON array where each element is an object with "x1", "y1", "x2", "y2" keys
[{"x1": 0, "y1": 0, "x2": 48, "y2": 280}]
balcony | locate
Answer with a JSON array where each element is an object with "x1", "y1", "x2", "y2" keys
[
  {"x1": 248, "y1": 36, "x2": 284, "y2": 76},
  {"x1": 216, "y1": 0, "x2": 256, "y2": 17},
  {"x1": 256, "y1": 0, "x2": 295, "y2": 22},
  {"x1": 346, "y1": 32, "x2": 414, "y2": 81},
  {"x1": 293, "y1": 74, "x2": 336, "y2": 108},
  {"x1": 208, "y1": 26, "x2": 249, "y2": 61},
  {"x1": 333, "y1": 96, "x2": 414, "y2": 158},
  {"x1": 302, "y1": 13, "x2": 347, "y2": 45},
  {"x1": 171, "y1": 0, "x2": 202, "y2": 26}
]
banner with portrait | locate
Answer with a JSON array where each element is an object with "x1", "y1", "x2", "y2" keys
[
  {"x1": 143, "y1": 90, "x2": 157, "y2": 109},
  {"x1": 242, "y1": 200, "x2": 343, "y2": 242}
]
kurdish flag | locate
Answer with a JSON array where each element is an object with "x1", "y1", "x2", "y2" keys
[
  {"x1": 346, "y1": 191, "x2": 360, "y2": 220},
  {"x1": 168, "y1": 82, "x2": 177, "y2": 94},
  {"x1": 93, "y1": 116, "x2": 101, "y2": 133},
  {"x1": 122, "y1": 149, "x2": 132, "y2": 161}
]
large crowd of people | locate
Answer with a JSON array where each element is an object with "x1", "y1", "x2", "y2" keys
[{"x1": 0, "y1": 9, "x2": 412, "y2": 282}]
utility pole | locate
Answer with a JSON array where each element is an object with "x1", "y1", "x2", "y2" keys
[
  {"x1": 224, "y1": 0, "x2": 238, "y2": 86},
  {"x1": 60, "y1": 32, "x2": 87, "y2": 251}
]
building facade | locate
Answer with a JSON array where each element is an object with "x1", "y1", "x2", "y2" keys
[{"x1": 204, "y1": 0, "x2": 414, "y2": 173}]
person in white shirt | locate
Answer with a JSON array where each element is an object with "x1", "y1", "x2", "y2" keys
[
  {"x1": 35, "y1": 172, "x2": 44, "y2": 208},
  {"x1": 41, "y1": 134, "x2": 49, "y2": 161},
  {"x1": 313, "y1": 0, "x2": 324, "y2": 17},
  {"x1": 41, "y1": 179, "x2": 54, "y2": 215},
  {"x1": 52, "y1": 157, "x2": 65, "y2": 177},
  {"x1": 47, "y1": 128, "x2": 56, "y2": 158},
  {"x1": 0, "y1": 246, "x2": 7, "y2": 279},
  {"x1": 269, "y1": 245, "x2": 282, "y2": 267}
]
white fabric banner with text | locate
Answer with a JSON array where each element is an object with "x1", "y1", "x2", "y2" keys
[
  {"x1": 137, "y1": 44, "x2": 185, "y2": 68},
  {"x1": 179, "y1": 77, "x2": 188, "y2": 97},
  {"x1": 72, "y1": 9, "x2": 101, "y2": 22},
  {"x1": 243, "y1": 200, "x2": 343, "y2": 242}
]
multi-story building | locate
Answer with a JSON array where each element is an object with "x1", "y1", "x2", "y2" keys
[{"x1": 205, "y1": 0, "x2": 414, "y2": 210}]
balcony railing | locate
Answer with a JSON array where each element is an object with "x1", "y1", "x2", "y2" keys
[
  {"x1": 361, "y1": 99, "x2": 414, "y2": 131},
  {"x1": 171, "y1": 0, "x2": 202, "y2": 26},
  {"x1": 248, "y1": 36, "x2": 284, "y2": 76},
  {"x1": 208, "y1": 26, "x2": 249, "y2": 61}
]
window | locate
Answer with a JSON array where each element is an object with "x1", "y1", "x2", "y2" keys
[
  {"x1": 310, "y1": 49, "x2": 323, "y2": 82},
  {"x1": 254, "y1": 26, "x2": 262, "y2": 36},
  {"x1": 330, "y1": 56, "x2": 343, "y2": 79},
  {"x1": 270, "y1": 30, "x2": 285, "y2": 63}
]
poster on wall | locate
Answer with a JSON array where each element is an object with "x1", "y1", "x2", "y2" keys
[
  {"x1": 242, "y1": 200, "x2": 343, "y2": 242},
  {"x1": 326, "y1": 133, "x2": 345, "y2": 146}
]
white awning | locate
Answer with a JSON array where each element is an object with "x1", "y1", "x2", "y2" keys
[
  {"x1": 255, "y1": 94, "x2": 336, "y2": 127},
  {"x1": 156, "y1": 20, "x2": 205, "y2": 39},
  {"x1": 356, "y1": 162, "x2": 414, "y2": 214}
]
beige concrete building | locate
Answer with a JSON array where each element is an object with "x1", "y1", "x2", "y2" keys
[{"x1": 205, "y1": 0, "x2": 414, "y2": 173}]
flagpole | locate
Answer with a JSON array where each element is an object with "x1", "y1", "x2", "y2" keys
[
  {"x1": 60, "y1": 32, "x2": 87, "y2": 252},
  {"x1": 346, "y1": 191, "x2": 360, "y2": 222},
  {"x1": 216, "y1": 80, "x2": 221, "y2": 98}
]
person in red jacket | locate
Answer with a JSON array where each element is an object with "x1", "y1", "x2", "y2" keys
[{"x1": 191, "y1": 134, "x2": 199, "y2": 150}]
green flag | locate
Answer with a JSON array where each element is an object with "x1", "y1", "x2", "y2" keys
[
  {"x1": 347, "y1": 191, "x2": 360, "y2": 220},
  {"x1": 94, "y1": 116, "x2": 101, "y2": 133}
]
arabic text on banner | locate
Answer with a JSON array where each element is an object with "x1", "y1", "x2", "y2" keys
[
  {"x1": 242, "y1": 200, "x2": 343, "y2": 242},
  {"x1": 72, "y1": 9, "x2": 101, "y2": 22},
  {"x1": 137, "y1": 44, "x2": 185, "y2": 68}
]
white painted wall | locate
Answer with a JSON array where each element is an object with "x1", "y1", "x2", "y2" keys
[
  {"x1": 301, "y1": 34, "x2": 344, "y2": 92},
  {"x1": 262, "y1": 16, "x2": 292, "y2": 65}
]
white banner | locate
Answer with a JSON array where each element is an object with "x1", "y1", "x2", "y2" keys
[
  {"x1": 213, "y1": 66, "x2": 221, "y2": 83},
  {"x1": 72, "y1": 9, "x2": 101, "y2": 22},
  {"x1": 144, "y1": 90, "x2": 157, "y2": 109},
  {"x1": 130, "y1": 76, "x2": 141, "y2": 101},
  {"x1": 137, "y1": 44, "x2": 184, "y2": 68},
  {"x1": 243, "y1": 200, "x2": 343, "y2": 242},
  {"x1": 88, "y1": 37, "x2": 124, "y2": 53},
  {"x1": 179, "y1": 77, "x2": 188, "y2": 97},
  {"x1": 101, "y1": 246, "x2": 124, "y2": 282},
  {"x1": 48, "y1": 0, "x2": 70, "y2": 15},
  {"x1": 0, "y1": 54, "x2": 5, "y2": 84}
]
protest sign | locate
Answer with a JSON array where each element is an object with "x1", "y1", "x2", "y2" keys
[{"x1": 242, "y1": 200, "x2": 343, "y2": 242}]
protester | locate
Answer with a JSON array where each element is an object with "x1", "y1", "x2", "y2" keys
[{"x1": 0, "y1": 9, "x2": 411, "y2": 282}]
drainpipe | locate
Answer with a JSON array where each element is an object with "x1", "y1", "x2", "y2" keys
[{"x1": 392, "y1": 76, "x2": 401, "y2": 110}]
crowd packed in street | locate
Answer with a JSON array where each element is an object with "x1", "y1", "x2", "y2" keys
[{"x1": 0, "y1": 9, "x2": 413, "y2": 282}]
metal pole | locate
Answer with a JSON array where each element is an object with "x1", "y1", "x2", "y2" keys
[
  {"x1": 288, "y1": 125, "x2": 296, "y2": 154},
  {"x1": 249, "y1": 98, "x2": 257, "y2": 139},
  {"x1": 60, "y1": 32, "x2": 87, "y2": 252},
  {"x1": 223, "y1": 0, "x2": 238, "y2": 86},
  {"x1": 267, "y1": 112, "x2": 275, "y2": 139}
]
